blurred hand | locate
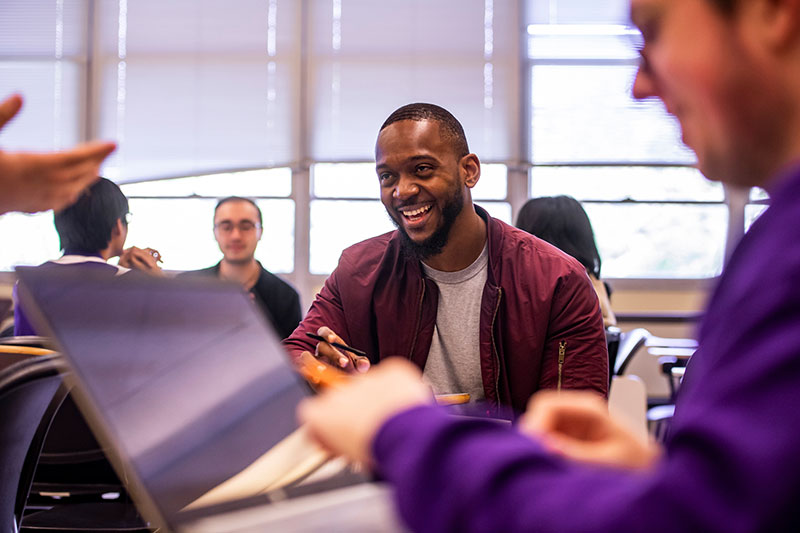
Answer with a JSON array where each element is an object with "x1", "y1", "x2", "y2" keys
[
  {"x1": 311, "y1": 326, "x2": 370, "y2": 373},
  {"x1": 298, "y1": 358, "x2": 432, "y2": 464},
  {"x1": 118, "y1": 247, "x2": 164, "y2": 276},
  {"x1": 0, "y1": 94, "x2": 117, "y2": 215},
  {"x1": 519, "y1": 390, "x2": 661, "y2": 470}
]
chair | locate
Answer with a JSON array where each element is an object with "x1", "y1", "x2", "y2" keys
[
  {"x1": 0, "y1": 345, "x2": 148, "y2": 532},
  {"x1": 605, "y1": 326, "x2": 622, "y2": 383},
  {"x1": 650, "y1": 349, "x2": 693, "y2": 402},
  {"x1": 612, "y1": 328, "x2": 650, "y2": 376},
  {"x1": 608, "y1": 375, "x2": 648, "y2": 443},
  {"x1": 0, "y1": 336, "x2": 54, "y2": 349},
  {"x1": 616, "y1": 329, "x2": 698, "y2": 405},
  {"x1": 0, "y1": 354, "x2": 66, "y2": 533},
  {"x1": 645, "y1": 335, "x2": 698, "y2": 349},
  {"x1": 647, "y1": 404, "x2": 676, "y2": 443},
  {"x1": 646, "y1": 350, "x2": 693, "y2": 442},
  {"x1": 0, "y1": 338, "x2": 124, "y2": 506},
  {"x1": 28, "y1": 394, "x2": 125, "y2": 505},
  {"x1": 0, "y1": 299, "x2": 13, "y2": 339}
]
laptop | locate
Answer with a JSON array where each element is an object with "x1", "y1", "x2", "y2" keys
[{"x1": 16, "y1": 267, "x2": 404, "y2": 532}]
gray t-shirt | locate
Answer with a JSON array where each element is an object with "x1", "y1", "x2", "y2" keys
[{"x1": 421, "y1": 243, "x2": 489, "y2": 402}]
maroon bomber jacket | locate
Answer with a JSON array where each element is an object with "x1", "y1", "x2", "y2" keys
[{"x1": 284, "y1": 206, "x2": 609, "y2": 416}]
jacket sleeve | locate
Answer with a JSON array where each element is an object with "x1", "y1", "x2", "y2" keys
[
  {"x1": 372, "y1": 393, "x2": 797, "y2": 533},
  {"x1": 372, "y1": 237, "x2": 800, "y2": 532},
  {"x1": 373, "y1": 406, "x2": 655, "y2": 532},
  {"x1": 283, "y1": 266, "x2": 350, "y2": 361},
  {"x1": 539, "y1": 266, "x2": 609, "y2": 397}
]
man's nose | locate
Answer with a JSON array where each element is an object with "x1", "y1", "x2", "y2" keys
[
  {"x1": 393, "y1": 174, "x2": 419, "y2": 200},
  {"x1": 632, "y1": 62, "x2": 656, "y2": 101}
]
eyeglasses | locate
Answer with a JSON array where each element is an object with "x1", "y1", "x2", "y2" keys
[{"x1": 214, "y1": 220, "x2": 262, "y2": 233}]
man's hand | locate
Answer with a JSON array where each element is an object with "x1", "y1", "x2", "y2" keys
[
  {"x1": 518, "y1": 390, "x2": 661, "y2": 470},
  {"x1": 0, "y1": 94, "x2": 117, "y2": 215},
  {"x1": 298, "y1": 358, "x2": 432, "y2": 464},
  {"x1": 118, "y1": 247, "x2": 164, "y2": 276},
  {"x1": 311, "y1": 326, "x2": 371, "y2": 373}
]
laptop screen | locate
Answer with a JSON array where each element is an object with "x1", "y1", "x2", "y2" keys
[{"x1": 16, "y1": 268, "x2": 312, "y2": 528}]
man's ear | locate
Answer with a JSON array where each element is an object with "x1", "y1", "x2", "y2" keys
[
  {"x1": 461, "y1": 154, "x2": 481, "y2": 189},
  {"x1": 750, "y1": 0, "x2": 800, "y2": 52},
  {"x1": 111, "y1": 218, "x2": 124, "y2": 237}
]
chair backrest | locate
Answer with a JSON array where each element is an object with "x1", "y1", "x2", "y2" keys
[
  {"x1": 613, "y1": 328, "x2": 650, "y2": 376},
  {"x1": 0, "y1": 336, "x2": 53, "y2": 349},
  {"x1": 0, "y1": 354, "x2": 67, "y2": 533},
  {"x1": 608, "y1": 375, "x2": 649, "y2": 443}
]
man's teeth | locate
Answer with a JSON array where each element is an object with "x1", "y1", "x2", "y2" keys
[{"x1": 401, "y1": 205, "x2": 431, "y2": 217}]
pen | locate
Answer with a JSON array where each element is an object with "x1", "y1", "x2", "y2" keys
[
  {"x1": 305, "y1": 332, "x2": 369, "y2": 359},
  {"x1": 295, "y1": 349, "x2": 471, "y2": 407}
]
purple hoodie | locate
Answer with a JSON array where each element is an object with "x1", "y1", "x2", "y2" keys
[{"x1": 372, "y1": 164, "x2": 800, "y2": 532}]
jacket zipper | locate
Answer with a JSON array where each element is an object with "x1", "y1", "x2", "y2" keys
[
  {"x1": 408, "y1": 278, "x2": 426, "y2": 359},
  {"x1": 490, "y1": 287, "x2": 503, "y2": 404},
  {"x1": 557, "y1": 340, "x2": 567, "y2": 392}
]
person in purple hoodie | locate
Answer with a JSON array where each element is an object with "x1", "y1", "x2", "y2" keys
[{"x1": 298, "y1": 0, "x2": 800, "y2": 530}]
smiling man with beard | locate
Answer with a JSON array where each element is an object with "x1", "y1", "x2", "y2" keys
[{"x1": 285, "y1": 103, "x2": 608, "y2": 416}]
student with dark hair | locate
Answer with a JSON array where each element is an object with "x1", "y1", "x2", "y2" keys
[
  {"x1": 299, "y1": 0, "x2": 800, "y2": 530},
  {"x1": 13, "y1": 177, "x2": 162, "y2": 335},
  {"x1": 53, "y1": 177, "x2": 130, "y2": 255},
  {"x1": 285, "y1": 102, "x2": 609, "y2": 414},
  {"x1": 179, "y1": 196, "x2": 302, "y2": 340},
  {"x1": 516, "y1": 195, "x2": 617, "y2": 326}
]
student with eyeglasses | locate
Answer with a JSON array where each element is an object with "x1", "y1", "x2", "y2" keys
[{"x1": 178, "y1": 196, "x2": 302, "y2": 340}]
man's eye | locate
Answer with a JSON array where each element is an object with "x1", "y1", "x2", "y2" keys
[
  {"x1": 415, "y1": 165, "x2": 433, "y2": 174},
  {"x1": 636, "y1": 42, "x2": 655, "y2": 76},
  {"x1": 379, "y1": 172, "x2": 393, "y2": 181},
  {"x1": 638, "y1": 22, "x2": 658, "y2": 46}
]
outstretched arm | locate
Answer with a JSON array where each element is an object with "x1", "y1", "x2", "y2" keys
[{"x1": 0, "y1": 94, "x2": 116, "y2": 215}]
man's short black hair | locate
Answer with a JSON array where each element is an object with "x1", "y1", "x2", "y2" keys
[
  {"x1": 214, "y1": 196, "x2": 263, "y2": 226},
  {"x1": 379, "y1": 103, "x2": 470, "y2": 159},
  {"x1": 54, "y1": 177, "x2": 128, "y2": 254}
]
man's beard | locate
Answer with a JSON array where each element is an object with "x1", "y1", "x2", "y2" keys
[
  {"x1": 390, "y1": 186, "x2": 464, "y2": 261},
  {"x1": 223, "y1": 252, "x2": 256, "y2": 266}
]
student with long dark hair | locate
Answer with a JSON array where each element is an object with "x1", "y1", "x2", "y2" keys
[{"x1": 516, "y1": 195, "x2": 616, "y2": 327}]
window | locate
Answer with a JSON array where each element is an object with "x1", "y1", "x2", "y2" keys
[
  {"x1": 1, "y1": 1, "x2": 758, "y2": 299},
  {"x1": 120, "y1": 169, "x2": 295, "y2": 273},
  {"x1": 94, "y1": 0, "x2": 300, "y2": 182},
  {"x1": 0, "y1": 0, "x2": 88, "y2": 152},
  {"x1": 745, "y1": 188, "x2": 769, "y2": 232},
  {"x1": 0, "y1": 212, "x2": 60, "y2": 271},
  {"x1": 0, "y1": 0, "x2": 89, "y2": 271},
  {"x1": 526, "y1": 2, "x2": 727, "y2": 278}
]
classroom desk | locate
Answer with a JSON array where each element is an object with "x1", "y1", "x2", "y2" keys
[{"x1": 182, "y1": 482, "x2": 408, "y2": 532}]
